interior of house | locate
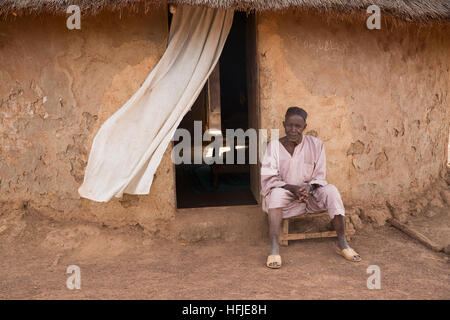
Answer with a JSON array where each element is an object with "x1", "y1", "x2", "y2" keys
[{"x1": 174, "y1": 11, "x2": 259, "y2": 208}]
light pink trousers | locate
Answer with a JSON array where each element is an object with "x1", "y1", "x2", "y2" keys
[{"x1": 266, "y1": 184, "x2": 345, "y2": 219}]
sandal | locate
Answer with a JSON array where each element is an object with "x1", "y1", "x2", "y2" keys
[
  {"x1": 266, "y1": 254, "x2": 282, "y2": 269},
  {"x1": 335, "y1": 247, "x2": 361, "y2": 262}
]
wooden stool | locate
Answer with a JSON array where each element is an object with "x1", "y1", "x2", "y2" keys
[{"x1": 279, "y1": 212, "x2": 355, "y2": 246}]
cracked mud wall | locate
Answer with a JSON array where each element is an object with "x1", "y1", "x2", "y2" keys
[
  {"x1": 1, "y1": 8, "x2": 449, "y2": 237},
  {"x1": 0, "y1": 8, "x2": 177, "y2": 234},
  {"x1": 257, "y1": 11, "x2": 450, "y2": 212}
]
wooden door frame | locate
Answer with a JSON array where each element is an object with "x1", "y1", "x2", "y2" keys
[{"x1": 246, "y1": 12, "x2": 261, "y2": 204}]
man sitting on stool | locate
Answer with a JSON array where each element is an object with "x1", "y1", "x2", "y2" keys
[{"x1": 261, "y1": 107, "x2": 361, "y2": 269}]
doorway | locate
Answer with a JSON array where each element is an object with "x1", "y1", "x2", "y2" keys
[{"x1": 174, "y1": 11, "x2": 260, "y2": 209}]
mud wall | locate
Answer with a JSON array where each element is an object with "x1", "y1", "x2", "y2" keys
[
  {"x1": 0, "y1": 8, "x2": 178, "y2": 234},
  {"x1": 257, "y1": 11, "x2": 450, "y2": 217},
  {"x1": 1, "y1": 9, "x2": 449, "y2": 236}
]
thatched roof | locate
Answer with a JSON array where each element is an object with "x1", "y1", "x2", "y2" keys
[{"x1": 1, "y1": 0, "x2": 449, "y2": 21}]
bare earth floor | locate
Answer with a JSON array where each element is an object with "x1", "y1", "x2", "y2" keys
[{"x1": 0, "y1": 210, "x2": 448, "y2": 300}]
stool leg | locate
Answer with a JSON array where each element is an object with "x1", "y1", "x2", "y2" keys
[{"x1": 279, "y1": 219, "x2": 289, "y2": 246}]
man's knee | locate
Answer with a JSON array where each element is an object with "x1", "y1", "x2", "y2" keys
[
  {"x1": 269, "y1": 187, "x2": 291, "y2": 201},
  {"x1": 321, "y1": 184, "x2": 341, "y2": 197},
  {"x1": 320, "y1": 184, "x2": 345, "y2": 217},
  {"x1": 268, "y1": 187, "x2": 292, "y2": 210}
]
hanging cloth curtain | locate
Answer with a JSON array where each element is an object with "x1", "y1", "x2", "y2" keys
[{"x1": 78, "y1": 5, "x2": 234, "y2": 202}]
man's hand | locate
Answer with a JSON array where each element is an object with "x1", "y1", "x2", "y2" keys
[
  {"x1": 283, "y1": 184, "x2": 310, "y2": 204},
  {"x1": 296, "y1": 187, "x2": 310, "y2": 204},
  {"x1": 296, "y1": 190, "x2": 309, "y2": 204},
  {"x1": 302, "y1": 184, "x2": 311, "y2": 194}
]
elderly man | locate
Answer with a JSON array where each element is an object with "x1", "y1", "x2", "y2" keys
[{"x1": 261, "y1": 107, "x2": 361, "y2": 268}]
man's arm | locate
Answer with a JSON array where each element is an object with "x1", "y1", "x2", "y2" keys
[
  {"x1": 297, "y1": 141, "x2": 327, "y2": 200},
  {"x1": 309, "y1": 141, "x2": 328, "y2": 187},
  {"x1": 261, "y1": 141, "x2": 287, "y2": 197}
]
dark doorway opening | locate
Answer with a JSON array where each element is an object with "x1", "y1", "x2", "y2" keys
[{"x1": 174, "y1": 12, "x2": 259, "y2": 209}]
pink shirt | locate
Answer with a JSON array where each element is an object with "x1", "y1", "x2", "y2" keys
[{"x1": 260, "y1": 135, "x2": 328, "y2": 212}]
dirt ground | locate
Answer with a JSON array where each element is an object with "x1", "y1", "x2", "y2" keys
[{"x1": 0, "y1": 206, "x2": 448, "y2": 300}]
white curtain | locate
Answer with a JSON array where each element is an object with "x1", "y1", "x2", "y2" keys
[{"x1": 78, "y1": 5, "x2": 234, "y2": 202}]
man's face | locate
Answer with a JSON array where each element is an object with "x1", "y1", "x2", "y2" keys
[{"x1": 283, "y1": 114, "x2": 306, "y2": 143}]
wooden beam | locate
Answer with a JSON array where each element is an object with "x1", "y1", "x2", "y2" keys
[
  {"x1": 279, "y1": 219, "x2": 289, "y2": 246},
  {"x1": 280, "y1": 230, "x2": 355, "y2": 241},
  {"x1": 388, "y1": 218, "x2": 444, "y2": 252}
]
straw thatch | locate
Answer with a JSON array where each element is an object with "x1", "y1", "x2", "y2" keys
[{"x1": 0, "y1": 0, "x2": 449, "y2": 21}]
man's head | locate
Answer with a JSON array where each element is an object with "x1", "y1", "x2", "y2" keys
[{"x1": 283, "y1": 107, "x2": 307, "y2": 143}]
